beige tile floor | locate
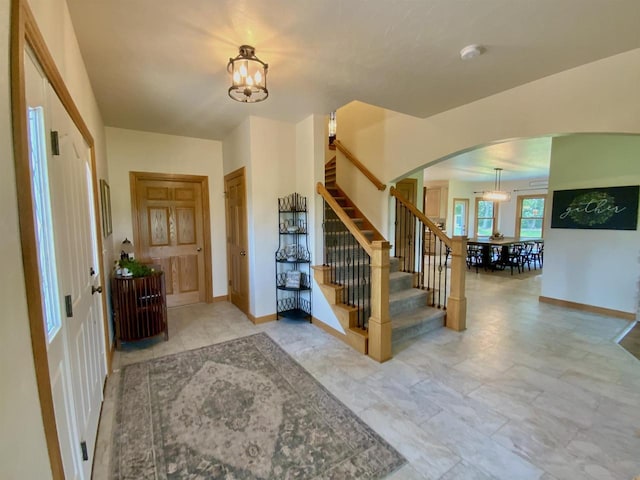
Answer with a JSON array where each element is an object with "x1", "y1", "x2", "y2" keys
[{"x1": 93, "y1": 272, "x2": 640, "y2": 480}]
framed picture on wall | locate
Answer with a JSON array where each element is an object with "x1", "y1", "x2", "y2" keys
[
  {"x1": 100, "y1": 179, "x2": 112, "y2": 237},
  {"x1": 550, "y1": 185, "x2": 639, "y2": 230}
]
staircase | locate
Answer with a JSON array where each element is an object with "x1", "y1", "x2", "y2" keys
[
  {"x1": 318, "y1": 158, "x2": 446, "y2": 354},
  {"x1": 388, "y1": 261, "x2": 446, "y2": 346},
  {"x1": 323, "y1": 158, "x2": 384, "y2": 242}
]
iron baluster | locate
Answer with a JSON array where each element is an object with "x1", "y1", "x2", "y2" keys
[{"x1": 394, "y1": 198, "x2": 399, "y2": 259}]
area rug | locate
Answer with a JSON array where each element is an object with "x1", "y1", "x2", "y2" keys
[{"x1": 110, "y1": 333, "x2": 406, "y2": 479}]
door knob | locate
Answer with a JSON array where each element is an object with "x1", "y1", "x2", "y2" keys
[
  {"x1": 91, "y1": 285, "x2": 103, "y2": 295},
  {"x1": 196, "y1": 247, "x2": 202, "y2": 252},
  {"x1": 240, "y1": 250, "x2": 246, "y2": 257}
]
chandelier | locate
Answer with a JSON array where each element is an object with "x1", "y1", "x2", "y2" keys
[
  {"x1": 227, "y1": 45, "x2": 269, "y2": 103},
  {"x1": 482, "y1": 168, "x2": 511, "y2": 202}
]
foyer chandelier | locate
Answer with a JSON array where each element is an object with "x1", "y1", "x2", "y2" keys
[
  {"x1": 482, "y1": 168, "x2": 511, "y2": 202},
  {"x1": 227, "y1": 45, "x2": 269, "y2": 103}
]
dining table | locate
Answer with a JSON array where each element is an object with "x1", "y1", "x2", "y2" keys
[{"x1": 466, "y1": 236, "x2": 543, "y2": 269}]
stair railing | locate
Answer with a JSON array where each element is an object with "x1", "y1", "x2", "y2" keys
[
  {"x1": 333, "y1": 140, "x2": 386, "y2": 191},
  {"x1": 390, "y1": 186, "x2": 467, "y2": 331},
  {"x1": 317, "y1": 182, "x2": 391, "y2": 361},
  {"x1": 323, "y1": 198, "x2": 371, "y2": 330}
]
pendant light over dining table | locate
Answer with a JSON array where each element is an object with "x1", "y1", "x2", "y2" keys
[
  {"x1": 483, "y1": 168, "x2": 511, "y2": 202},
  {"x1": 227, "y1": 45, "x2": 269, "y2": 103}
]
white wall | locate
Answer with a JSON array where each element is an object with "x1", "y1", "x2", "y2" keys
[
  {"x1": 105, "y1": 127, "x2": 227, "y2": 302},
  {"x1": 334, "y1": 105, "x2": 390, "y2": 237},
  {"x1": 542, "y1": 135, "x2": 640, "y2": 314},
  {"x1": 297, "y1": 115, "x2": 344, "y2": 332},
  {"x1": 336, "y1": 147, "x2": 389, "y2": 237},
  {"x1": 1, "y1": 0, "x2": 109, "y2": 477},
  {"x1": 247, "y1": 117, "x2": 296, "y2": 317},
  {"x1": 223, "y1": 118, "x2": 252, "y2": 176}
]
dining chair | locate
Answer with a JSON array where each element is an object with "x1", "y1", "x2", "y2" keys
[
  {"x1": 490, "y1": 245, "x2": 503, "y2": 271},
  {"x1": 519, "y1": 242, "x2": 535, "y2": 271},
  {"x1": 530, "y1": 241, "x2": 544, "y2": 269},
  {"x1": 501, "y1": 243, "x2": 523, "y2": 275},
  {"x1": 466, "y1": 244, "x2": 483, "y2": 272}
]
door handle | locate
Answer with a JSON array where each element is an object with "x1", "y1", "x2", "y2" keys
[
  {"x1": 196, "y1": 247, "x2": 202, "y2": 252},
  {"x1": 91, "y1": 285, "x2": 103, "y2": 295},
  {"x1": 240, "y1": 250, "x2": 246, "y2": 257}
]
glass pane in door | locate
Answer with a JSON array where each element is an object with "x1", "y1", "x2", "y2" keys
[{"x1": 453, "y1": 199, "x2": 468, "y2": 236}]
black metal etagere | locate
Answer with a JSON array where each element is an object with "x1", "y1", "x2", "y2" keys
[{"x1": 275, "y1": 193, "x2": 312, "y2": 321}]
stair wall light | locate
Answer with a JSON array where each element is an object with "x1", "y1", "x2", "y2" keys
[{"x1": 328, "y1": 111, "x2": 337, "y2": 148}]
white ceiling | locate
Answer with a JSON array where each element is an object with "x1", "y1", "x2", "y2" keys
[
  {"x1": 67, "y1": 0, "x2": 640, "y2": 146},
  {"x1": 423, "y1": 137, "x2": 552, "y2": 182}
]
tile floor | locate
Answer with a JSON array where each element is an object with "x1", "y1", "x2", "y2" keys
[{"x1": 93, "y1": 271, "x2": 640, "y2": 480}]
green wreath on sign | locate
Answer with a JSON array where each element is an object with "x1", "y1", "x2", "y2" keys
[{"x1": 566, "y1": 192, "x2": 616, "y2": 226}]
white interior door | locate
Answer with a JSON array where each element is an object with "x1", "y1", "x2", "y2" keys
[
  {"x1": 25, "y1": 47, "x2": 105, "y2": 480},
  {"x1": 453, "y1": 198, "x2": 469, "y2": 236}
]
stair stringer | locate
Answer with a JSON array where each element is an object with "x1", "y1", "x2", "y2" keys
[{"x1": 312, "y1": 265, "x2": 368, "y2": 354}]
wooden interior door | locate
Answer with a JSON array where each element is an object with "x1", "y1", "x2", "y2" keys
[
  {"x1": 132, "y1": 173, "x2": 211, "y2": 307},
  {"x1": 396, "y1": 178, "x2": 417, "y2": 268},
  {"x1": 224, "y1": 168, "x2": 250, "y2": 314}
]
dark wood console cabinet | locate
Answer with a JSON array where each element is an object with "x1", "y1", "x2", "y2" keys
[{"x1": 111, "y1": 272, "x2": 168, "y2": 349}]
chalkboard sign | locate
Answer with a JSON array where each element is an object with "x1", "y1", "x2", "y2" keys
[{"x1": 551, "y1": 185, "x2": 639, "y2": 230}]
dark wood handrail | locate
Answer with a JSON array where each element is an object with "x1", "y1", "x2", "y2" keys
[
  {"x1": 334, "y1": 140, "x2": 386, "y2": 191},
  {"x1": 317, "y1": 182, "x2": 373, "y2": 256},
  {"x1": 390, "y1": 186, "x2": 452, "y2": 247}
]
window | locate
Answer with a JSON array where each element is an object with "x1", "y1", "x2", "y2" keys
[
  {"x1": 28, "y1": 106, "x2": 62, "y2": 342},
  {"x1": 517, "y1": 195, "x2": 545, "y2": 238},
  {"x1": 475, "y1": 198, "x2": 497, "y2": 236}
]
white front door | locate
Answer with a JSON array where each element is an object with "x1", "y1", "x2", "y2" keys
[{"x1": 25, "y1": 47, "x2": 106, "y2": 480}]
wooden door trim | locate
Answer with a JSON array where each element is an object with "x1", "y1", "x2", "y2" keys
[
  {"x1": 130, "y1": 171, "x2": 214, "y2": 303},
  {"x1": 224, "y1": 167, "x2": 250, "y2": 315},
  {"x1": 10, "y1": 0, "x2": 110, "y2": 477}
]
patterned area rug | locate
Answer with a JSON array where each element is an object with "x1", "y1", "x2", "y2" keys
[{"x1": 111, "y1": 333, "x2": 405, "y2": 479}]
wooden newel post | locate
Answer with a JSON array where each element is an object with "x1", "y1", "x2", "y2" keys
[
  {"x1": 447, "y1": 236, "x2": 467, "y2": 331},
  {"x1": 368, "y1": 240, "x2": 392, "y2": 362}
]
